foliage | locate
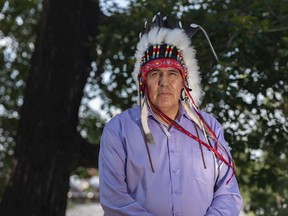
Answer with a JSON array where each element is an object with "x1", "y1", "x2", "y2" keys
[
  {"x1": 0, "y1": 0, "x2": 40, "y2": 199},
  {"x1": 0, "y1": 0, "x2": 288, "y2": 215}
]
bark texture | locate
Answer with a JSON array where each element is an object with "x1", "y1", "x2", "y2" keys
[{"x1": 0, "y1": 0, "x2": 103, "y2": 215}]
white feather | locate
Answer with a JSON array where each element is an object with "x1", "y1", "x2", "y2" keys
[
  {"x1": 155, "y1": 28, "x2": 169, "y2": 44},
  {"x1": 141, "y1": 100, "x2": 155, "y2": 144},
  {"x1": 165, "y1": 29, "x2": 190, "y2": 49},
  {"x1": 182, "y1": 101, "x2": 201, "y2": 127}
]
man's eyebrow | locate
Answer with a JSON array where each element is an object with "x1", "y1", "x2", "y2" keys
[
  {"x1": 168, "y1": 68, "x2": 181, "y2": 73},
  {"x1": 150, "y1": 68, "x2": 161, "y2": 72}
]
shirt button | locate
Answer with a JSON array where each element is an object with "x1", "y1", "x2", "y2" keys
[
  {"x1": 172, "y1": 170, "x2": 176, "y2": 174},
  {"x1": 174, "y1": 190, "x2": 179, "y2": 194}
]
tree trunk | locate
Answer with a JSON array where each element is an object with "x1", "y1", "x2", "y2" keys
[{"x1": 0, "y1": 0, "x2": 103, "y2": 215}]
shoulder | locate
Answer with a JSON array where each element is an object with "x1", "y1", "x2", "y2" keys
[
  {"x1": 198, "y1": 110, "x2": 223, "y2": 134},
  {"x1": 198, "y1": 110, "x2": 219, "y2": 122},
  {"x1": 100, "y1": 106, "x2": 141, "y2": 149},
  {"x1": 104, "y1": 106, "x2": 141, "y2": 130}
]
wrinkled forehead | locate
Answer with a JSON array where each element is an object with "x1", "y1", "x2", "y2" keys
[{"x1": 147, "y1": 67, "x2": 181, "y2": 73}]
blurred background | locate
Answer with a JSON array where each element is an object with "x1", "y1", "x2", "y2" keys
[{"x1": 0, "y1": 0, "x2": 287, "y2": 215}]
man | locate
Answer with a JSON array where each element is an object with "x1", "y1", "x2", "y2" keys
[{"x1": 99, "y1": 13, "x2": 242, "y2": 216}]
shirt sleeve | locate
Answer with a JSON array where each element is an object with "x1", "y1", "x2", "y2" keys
[
  {"x1": 99, "y1": 123, "x2": 154, "y2": 216},
  {"x1": 204, "y1": 120, "x2": 243, "y2": 216}
]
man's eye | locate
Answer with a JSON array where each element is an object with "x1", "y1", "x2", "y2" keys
[
  {"x1": 150, "y1": 71, "x2": 159, "y2": 76},
  {"x1": 169, "y1": 72, "x2": 178, "y2": 76}
]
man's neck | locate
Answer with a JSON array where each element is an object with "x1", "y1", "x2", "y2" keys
[{"x1": 152, "y1": 106, "x2": 180, "y2": 126}]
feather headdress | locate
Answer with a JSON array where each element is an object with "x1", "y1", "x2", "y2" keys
[
  {"x1": 133, "y1": 16, "x2": 203, "y2": 106},
  {"x1": 133, "y1": 13, "x2": 219, "y2": 144}
]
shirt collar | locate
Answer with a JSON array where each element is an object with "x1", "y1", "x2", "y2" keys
[{"x1": 147, "y1": 102, "x2": 189, "y2": 123}]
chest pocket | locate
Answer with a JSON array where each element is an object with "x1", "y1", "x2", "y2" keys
[{"x1": 190, "y1": 148, "x2": 216, "y2": 186}]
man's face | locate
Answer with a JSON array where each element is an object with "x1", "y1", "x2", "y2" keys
[{"x1": 145, "y1": 67, "x2": 183, "y2": 117}]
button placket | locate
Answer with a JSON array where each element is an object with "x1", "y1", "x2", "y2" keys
[{"x1": 168, "y1": 130, "x2": 182, "y2": 215}]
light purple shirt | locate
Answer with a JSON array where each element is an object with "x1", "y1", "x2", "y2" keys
[{"x1": 99, "y1": 105, "x2": 242, "y2": 216}]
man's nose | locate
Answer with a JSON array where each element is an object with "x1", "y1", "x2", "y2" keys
[{"x1": 159, "y1": 74, "x2": 169, "y2": 86}]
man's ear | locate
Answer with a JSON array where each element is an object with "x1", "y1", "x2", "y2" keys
[{"x1": 180, "y1": 88, "x2": 185, "y2": 101}]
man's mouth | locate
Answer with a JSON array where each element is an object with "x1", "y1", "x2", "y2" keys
[{"x1": 158, "y1": 92, "x2": 172, "y2": 96}]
